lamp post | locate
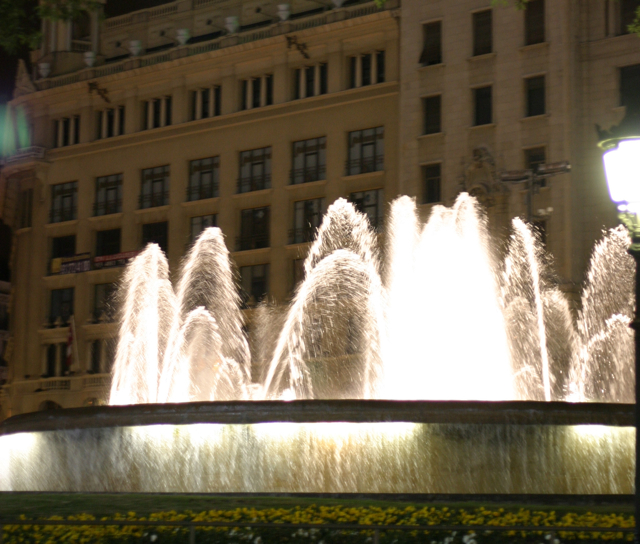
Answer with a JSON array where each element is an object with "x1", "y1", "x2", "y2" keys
[{"x1": 598, "y1": 105, "x2": 640, "y2": 542}]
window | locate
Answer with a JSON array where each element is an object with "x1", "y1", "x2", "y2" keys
[
  {"x1": 525, "y1": 147, "x2": 546, "y2": 187},
  {"x1": 346, "y1": 127, "x2": 384, "y2": 175},
  {"x1": 238, "y1": 207, "x2": 270, "y2": 251},
  {"x1": 239, "y1": 264, "x2": 269, "y2": 307},
  {"x1": 423, "y1": 164, "x2": 442, "y2": 204},
  {"x1": 93, "y1": 283, "x2": 117, "y2": 322},
  {"x1": 620, "y1": 65, "x2": 640, "y2": 110},
  {"x1": 50, "y1": 181, "x2": 77, "y2": 223},
  {"x1": 420, "y1": 21, "x2": 442, "y2": 65},
  {"x1": 525, "y1": 0, "x2": 545, "y2": 45},
  {"x1": 525, "y1": 76, "x2": 545, "y2": 117},
  {"x1": 240, "y1": 75, "x2": 274, "y2": 110},
  {"x1": 238, "y1": 147, "x2": 271, "y2": 193},
  {"x1": 190, "y1": 214, "x2": 217, "y2": 244},
  {"x1": 348, "y1": 52, "x2": 385, "y2": 88},
  {"x1": 349, "y1": 189, "x2": 384, "y2": 230},
  {"x1": 142, "y1": 221, "x2": 168, "y2": 253},
  {"x1": 96, "y1": 229, "x2": 121, "y2": 257},
  {"x1": 95, "y1": 174, "x2": 122, "y2": 216},
  {"x1": 142, "y1": 96, "x2": 172, "y2": 129},
  {"x1": 50, "y1": 287, "x2": 74, "y2": 326},
  {"x1": 52, "y1": 235, "x2": 76, "y2": 260},
  {"x1": 45, "y1": 343, "x2": 66, "y2": 377},
  {"x1": 140, "y1": 166, "x2": 170, "y2": 209},
  {"x1": 89, "y1": 338, "x2": 116, "y2": 373},
  {"x1": 97, "y1": 106, "x2": 125, "y2": 139},
  {"x1": 188, "y1": 157, "x2": 219, "y2": 201},
  {"x1": 423, "y1": 95, "x2": 441, "y2": 134},
  {"x1": 291, "y1": 198, "x2": 325, "y2": 244},
  {"x1": 294, "y1": 63, "x2": 328, "y2": 99},
  {"x1": 189, "y1": 86, "x2": 221, "y2": 120},
  {"x1": 474, "y1": 86, "x2": 492, "y2": 126},
  {"x1": 473, "y1": 10, "x2": 492, "y2": 56},
  {"x1": 18, "y1": 189, "x2": 33, "y2": 228},
  {"x1": 53, "y1": 115, "x2": 80, "y2": 147},
  {"x1": 525, "y1": 147, "x2": 546, "y2": 173},
  {"x1": 291, "y1": 137, "x2": 326, "y2": 184},
  {"x1": 620, "y1": 0, "x2": 640, "y2": 34}
]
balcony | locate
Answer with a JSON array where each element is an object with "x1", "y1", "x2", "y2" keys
[
  {"x1": 237, "y1": 175, "x2": 271, "y2": 194},
  {"x1": 139, "y1": 191, "x2": 169, "y2": 209},
  {"x1": 3, "y1": 146, "x2": 46, "y2": 166},
  {"x1": 290, "y1": 165, "x2": 326, "y2": 185},
  {"x1": 289, "y1": 227, "x2": 317, "y2": 245},
  {"x1": 93, "y1": 199, "x2": 122, "y2": 216},
  {"x1": 186, "y1": 185, "x2": 219, "y2": 201},
  {"x1": 344, "y1": 156, "x2": 384, "y2": 176},
  {"x1": 236, "y1": 233, "x2": 269, "y2": 252},
  {"x1": 49, "y1": 208, "x2": 77, "y2": 223},
  {"x1": 93, "y1": 250, "x2": 138, "y2": 271}
]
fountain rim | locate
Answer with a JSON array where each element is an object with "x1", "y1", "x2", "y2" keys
[{"x1": 0, "y1": 400, "x2": 633, "y2": 437}]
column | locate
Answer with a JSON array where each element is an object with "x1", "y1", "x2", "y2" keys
[
  {"x1": 355, "y1": 55, "x2": 362, "y2": 87},
  {"x1": 147, "y1": 100, "x2": 153, "y2": 129},
  {"x1": 208, "y1": 87, "x2": 214, "y2": 117},
  {"x1": 69, "y1": 115, "x2": 76, "y2": 145},
  {"x1": 299, "y1": 68, "x2": 306, "y2": 99},
  {"x1": 371, "y1": 52, "x2": 377, "y2": 84},
  {"x1": 247, "y1": 79, "x2": 254, "y2": 109},
  {"x1": 259, "y1": 76, "x2": 267, "y2": 107},
  {"x1": 50, "y1": 21, "x2": 57, "y2": 53},
  {"x1": 101, "y1": 110, "x2": 108, "y2": 139},
  {"x1": 196, "y1": 88, "x2": 203, "y2": 120},
  {"x1": 114, "y1": 107, "x2": 120, "y2": 136},
  {"x1": 91, "y1": 9, "x2": 100, "y2": 54},
  {"x1": 160, "y1": 98, "x2": 167, "y2": 127},
  {"x1": 57, "y1": 119, "x2": 64, "y2": 147},
  {"x1": 314, "y1": 64, "x2": 321, "y2": 96}
]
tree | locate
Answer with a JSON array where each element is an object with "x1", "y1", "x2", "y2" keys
[{"x1": 0, "y1": 0, "x2": 98, "y2": 56}]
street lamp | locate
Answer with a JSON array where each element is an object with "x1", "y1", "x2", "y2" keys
[{"x1": 598, "y1": 105, "x2": 640, "y2": 542}]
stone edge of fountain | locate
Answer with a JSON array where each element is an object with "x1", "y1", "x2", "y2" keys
[{"x1": 0, "y1": 400, "x2": 633, "y2": 437}]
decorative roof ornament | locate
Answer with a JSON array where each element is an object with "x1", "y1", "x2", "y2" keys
[{"x1": 13, "y1": 60, "x2": 36, "y2": 98}]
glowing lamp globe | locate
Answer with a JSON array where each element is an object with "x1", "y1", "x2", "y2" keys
[{"x1": 602, "y1": 138, "x2": 640, "y2": 213}]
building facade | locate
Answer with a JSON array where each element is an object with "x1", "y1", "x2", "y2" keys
[
  {"x1": 0, "y1": 0, "x2": 399, "y2": 416},
  {"x1": 0, "y1": 0, "x2": 639, "y2": 418}
]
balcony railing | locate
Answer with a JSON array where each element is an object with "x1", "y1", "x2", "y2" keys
[
  {"x1": 46, "y1": 315, "x2": 71, "y2": 328},
  {"x1": 288, "y1": 227, "x2": 318, "y2": 245},
  {"x1": 344, "y1": 156, "x2": 384, "y2": 176},
  {"x1": 83, "y1": 375, "x2": 111, "y2": 390},
  {"x1": 235, "y1": 233, "x2": 269, "y2": 251},
  {"x1": 186, "y1": 185, "x2": 219, "y2": 201},
  {"x1": 49, "y1": 208, "x2": 77, "y2": 223},
  {"x1": 139, "y1": 191, "x2": 169, "y2": 209},
  {"x1": 37, "y1": 378, "x2": 71, "y2": 391},
  {"x1": 290, "y1": 165, "x2": 326, "y2": 185},
  {"x1": 236, "y1": 174, "x2": 271, "y2": 194},
  {"x1": 93, "y1": 199, "x2": 122, "y2": 216}
]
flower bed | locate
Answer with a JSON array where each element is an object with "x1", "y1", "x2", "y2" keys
[{"x1": 2, "y1": 506, "x2": 634, "y2": 543}]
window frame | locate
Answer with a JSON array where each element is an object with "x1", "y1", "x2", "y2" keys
[
  {"x1": 291, "y1": 137, "x2": 327, "y2": 184},
  {"x1": 140, "y1": 165, "x2": 170, "y2": 209},
  {"x1": 188, "y1": 156, "x2": 220, "y2": 201},
  {"x1": 346, "y1": 126, "x2": 384, "y2": 176},
  {"x1": 472, "y1": 9, "x2": 493, "y2": 57},
  {"x1": 238, "y1": 147, "x2": 272, "y2": 193}
]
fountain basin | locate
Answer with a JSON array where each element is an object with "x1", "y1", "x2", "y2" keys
[{"x1": 0, "y1": 401, "x2": 634, "y2": 494}]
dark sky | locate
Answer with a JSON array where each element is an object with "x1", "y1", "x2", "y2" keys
[{"x1": 0, "y1": 1, "x2": 175, "y2": 105}]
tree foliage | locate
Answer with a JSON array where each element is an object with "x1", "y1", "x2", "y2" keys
[{"x1": 0, "y1": 0, "x2": 99, "y2": 56}]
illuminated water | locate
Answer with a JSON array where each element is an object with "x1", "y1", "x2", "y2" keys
[
  {"x1": 108, "y1": 194, "x2": 634, "y2": 404},
  {"x1": 0, "y1": 194, "x2": 636, "y2": 493}
]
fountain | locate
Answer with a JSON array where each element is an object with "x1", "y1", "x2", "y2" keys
[{"x1": 0, "y1": 195, "x2": 635, "y2": 494}]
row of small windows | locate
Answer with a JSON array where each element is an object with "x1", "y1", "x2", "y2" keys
[
  {"x1": 52, "y1": 51, "x2": 386, "y2": 146},
  {"x1": 47, "y1": 128, "x2": 384, "y2": 223},
  {"x1": 421, "y1": 77, "x2": 546, "y2": 133},
  {"x1": 420, "y1": 0, "x2": 545, "y2": 67},
  {"x1": 47, "y1": 187, "x2": 384, "y2": 271}
]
